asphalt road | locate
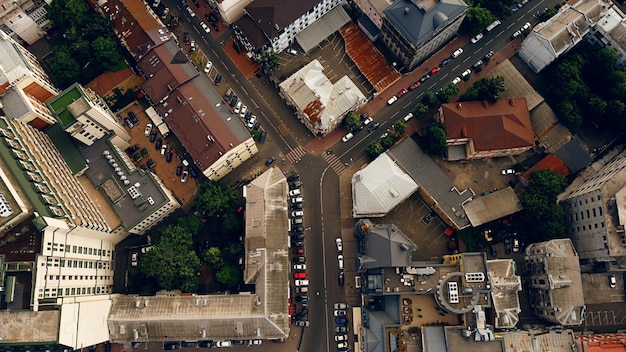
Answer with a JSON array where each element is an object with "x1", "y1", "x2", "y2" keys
[{"x1": 156, "y1": 0, "x2": 565, "y2": 351}]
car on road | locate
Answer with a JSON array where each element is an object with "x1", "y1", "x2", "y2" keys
[
  {"x1": 338, "y1": 271, "x2": 344, "y2": 286},
  {"x1": 419, "y1": 74, "x2": 431, "y2": 83},
  {"x1": 335, "y1": 317, "x2": 348, "y2": 324},
  {"x1": 336, "y1": 238, "x2": 343, "y2": 252},
  {"x1": 338, "y1": 254, "x2": 344, "y2": 270},
  {"x1": 512, "y1": 30, "x2": 521, "y2": 39},
  {"x1": 451, "y1": 77, "x2": 462, "y2": 85},
  {"x1": 471, "y1": 33, "x2": 484, "y2": 44},
  {"x1": 501, "y1": 168, "x2": 515, "y2": 175},
  {"x1": 287, "y1": 173, "x2": 300, "y2": 182},
  {"x1": 609, "y1": 274, "x2": 617, "y2": 288},
  {"x1": 430, "y1": 66, "x2": 441, "y2": 74},
  {"x1": 144, "y1": 124, "x2": 152, "y2": 136},
  {"x1": 486, "y1": 19, "x2": 501, "y2": 32},
  {"x1": 337, "y1": 341, "x2": 349, "y2": 349},
  {"x1": 291, "y1": 210, "x2": 304, "y2": 218},
  {"x1": 440, "y1": 58, "x2": 452, "y2": 67},
  {"x1": 215, "y1": 341, "x2": 231, "y2": 347},
  {"x1": 396, "y1": 88, "x2": 408, "y2": 98},
  {"x1": 289, "y1": 189, "x2": 301, "y2": 197},
  {"x1": 198, "y1": 341, "x2": 214, "y2": 348},
  {"x1": 387, "y1": 96, "x2": 398, "y2": 105},
  {"x1": 200, "y1": 21, "x2": 210, "y2": 33},
  {"x1": 293, "y1": 256, "x2": 306, "y2": 263},
  {"x1": 367, "y1": 122, "x2": 380, "y2": 133},
  {"x1": 265, "y1": 156, "x2": 276, "y2": 166},
  {"x1": 295, "y1": 320, "x2": 310, "y2": 327},
  {"x1": 295, "y1": 286, "x2": 308, "y2": 294},
  {"x1": 409, "y1": 82, "x2": 420, "y2": 90},
  {"x1": 294, "y1": 263, "x2": 306, "y2": 271},
  {"x1": 334, "y1": 310, "x2": 347, "y2": 317},
  {"x1": 131, "y1": 252, "x2": 138, "y2": 266},
  {"x1": 461, "y1": 69, "x2": 472, "y2": 78},
  {"x1": 204, "y1": 61, "x2": 213, "y2": 73},
  {"x1": 334, "y1": 302, "x2": 349, "y2": 310},
  {"x1": 206, "y1": 12, "x2": 218, "y2": 23},
  {"x1": 522, "y1": 21, "x2": 532, "y2": 31},
  {"x1": 342, "y1": 133, "x2": 354, "y2": 142},
  {"x1": 335, "y1": 326, "x2": 349, "y2": 333},
  {"x1": 504, "y1": 239, "x2": 512, "y2": 254},
  {"x1": 403, "y1": 113, "x2": 414, "y2": 122},
  {"x1": 512, "y1": 238, "x2": 520, "y2": 253},
  {"x1": 511, "y1": 6, "x2": 519, "y2": 13},
  {"x1": 293, "y1": 271, "x2": 306, "y2": 280},
  {"x1": 484, "y1": 50, "x2": 495, "y2": 61},
  {"x1": 181, "y1": 171, "x2": 189, "y2": 183},
  {"x1": 362, "y1": 117, "x2": 373, "y2": 126},
  {"x1": 185, "y1": 5, "x2": 195, "y2": 17},
  {"x1": 295, "y1": 279, "x2": 309, "y2": 287},
  {"x1": 451, "y1": 48, "x2": 464, "y2": 58},
  {"x1": 183, "y1": 32, "x2": 190, "y2": 45}
]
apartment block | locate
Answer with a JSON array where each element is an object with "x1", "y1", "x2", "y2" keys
[{"x1": 0, "y1": 0, "x2": 51, "y2": 45}]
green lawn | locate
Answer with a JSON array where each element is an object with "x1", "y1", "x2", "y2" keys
[{"x1": 49, "y1": 86, "x2": 83, "y2": 127}]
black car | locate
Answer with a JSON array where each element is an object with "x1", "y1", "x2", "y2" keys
[
  {"x1": 155, "y1": 137, "x2": 162, "y2": 150},
  {"x1": 440, "y1": 58, "x2": 452, "y2": 67},
  {"x1": 419, "y1": 74, "x2": 431, "y2": 83},
  {"x1": 183, "y1": 32, "x2": 190, "y2": 45},
  {"x1": 422, "y1": 212, "x2": 435, "y2": 224},
  {"x1": 367, "y1": 122, "x2": 380, "y2": 133},
  {"x1": 211, "y1": 22, "x2": 219, "y2": 31},
  {"x1": 164, "y1": 343, "x2": 179, "y2": 350},
  {"x1": 484, "y1": 50, "x2": 495, "y2": 62},
  {"x1": 259, "y1": 130, "x2": 267, "y2": 144},
  {"x1": 176, "y1": 164, "x2": 183, "y2": 176},
  {"x1": 293, "y1": 224, "x2": 304, "y2": 232},
  {"x1": 292, "y1": 240, "x2": 304, "y2": 248},
  {"x1": 214, "y1": 74, "x2": 222, "y2": 85},
  {"x1": 265, "y1": 156, "x2": 276, "y2": 166},
  {"x1": 291, "y1": 233, "x2": 305, "y2": 241},
  {"x1": 287, "y1": 173, "x2": 300, "y2": 182},
  {"x1": 293, "y1": 255, "x2": 306, "y2": 263},
  {"x1": 207, "y1": 12, "x2": 218, "y2": 23},
  {"x1": 490, "y1": 244, "x2": 497, "y2": 258},
  {"x1": 231, "y1": 340, "x2": 246, "y2": 346},
  {"x1": 360, "y1": 112, "x2": 369, "y2": 121},
  {"x1": 290, "y1": 181, "x2": 303, "y2": 189},
  {"x1": 128, "y1": 111, "x2": 138, "y2": 124},
  {"x1": 292, "y1": 203, "x2": 303, "y2": 210},
  {"x1": 338, "y1": 271, "x2": 344, "y2": 286},
  {"x1": 149, "y1": 130, "x2": 157, "y2": 142},
  {"x1": 181, "y1": 342, "x2": 197, "y2": 348},
  {"x1": 198, "y1": 341, "x2": 214, "y2": 348},
  {"x1": 296, "y1": 295, "x2": 309, "y2": 303},
  {"x1": 504, "y1": 239, "x2": 512, "y2": 254},
  {"x1": 188, "y1": 166, "x2": 198, "y2": 178},
  {"x1": 166, "y1": 150, "x2": 173, "y2": 163},
  {"x1": 127, "y1": 143, "x2": 140, "y2": 154}
]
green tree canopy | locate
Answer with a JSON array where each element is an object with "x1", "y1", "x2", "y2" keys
[
  {"x1": 459, "y1": 76, "x2": 505, "y2": 103},
  {"x1": 216, "y1": 265, "x2": 241, "y2": 288},
  {"x1": 139, "y1": 225, "x2": 201, "y2": 291},
  {"x1": 204, "y1": 247, "x2": 224, "y2": 267},
  {"x1": 421, "y1": 91, "x2": 440, "y2": 109},
  {"x1": 46, "y1": 49, "x2": 81, "y2": 88},
  {"x1": 343, "y1": 111, "x2": 362, "y2": 132},
  {"x1": 365, "y1": 140, "x2": 384, "y2": 159},
  {"x1": 519, "y1": 170, "x2": 568, "y2": 241},
  {"x1": 392, "y1": 121, "x2": 407, "y2": 136},
  {"x1": 48, "y1": 0, "x2": 90, "y2": 29},
  {"x1": 419, "y1": 121, "x2": 448, "y2": 156},
  {"x1": 195, "y1": 180, "x2": 239, "y2": 218},
  {"x1": 258, "y1": 50, "x2": 279, "y2": 71},
  {"x1": 437, "y1": 83, "x2": 459, "y2": 104},
  {"x1": 380, "y1": 134, "x2": 394, "y2": 149},
  {"x1": 461, "y1": 6, "x2": 495, "y2": 35},
  {"x1": 92, "y1": 37, "x2": 124, "y2": 72},
  {"x1": 414, "y1": 102, "x2": 430, "y2": 120}
]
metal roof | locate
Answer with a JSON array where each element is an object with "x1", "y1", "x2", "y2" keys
[
  {"x1": 295, "y1": 6, "x2": 350, "y2": 53},
  {"x1": 357, "y1": 221, "x2": 417, "y2": 272},
  {"x1": 352, "y1": 153, "x2": 418, "y2": 217},
  {"x1": 463, "y1": 187, "x2": 522, "y2": 227}
]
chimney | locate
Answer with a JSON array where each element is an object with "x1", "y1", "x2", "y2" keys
[{"x1": 404, "y1": 7, "x2": 410, "y2": 15}]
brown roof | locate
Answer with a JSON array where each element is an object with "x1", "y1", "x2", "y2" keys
[
  {"x1": 520, "y1": 154, "x2": 569, "y2": 183},
  {"x1": 85, "y1": 68, "x2": 137, "y2": 96},
  {"x1": 245, "y1": 0, "x2": 320, "y2": 39},
  {"x1": 121, "y1": 0, "x2": 162, "y2": 31},
  {"x1": 106, "y1": 0, "x2": 157, "y2": 56},
  {"x1": 340, "y1": 22, "x2": 401, "y2": 93},
  {"x1": 441, "y1": 98, "x2": 534, "y2": 152},
  {"x1": 235, "y1": 14, "x2": 268, "y2": 49}
]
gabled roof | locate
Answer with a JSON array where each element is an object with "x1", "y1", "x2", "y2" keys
[
  {"x1": 519, "y1": 154, "x2": 569, "y2": 183},
  {"x1": 384, "y1": 0, "x2": 468, "y2": 47},
  {"x1": 441, "y1": 99, "x2": 534, "y2": 152},
  {"x1": 245, "y1": 0, "x2": 320, "y2": 39}
]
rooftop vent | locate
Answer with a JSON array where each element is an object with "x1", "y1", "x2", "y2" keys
[{"x1": 405, "y1": 7, "x2": 410, "y2": 14}]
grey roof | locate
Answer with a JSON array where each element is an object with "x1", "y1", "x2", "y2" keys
[
  {"x1": 484, "y1": 60, "x2": 544, "y2": 111},
  {"x1": 384, "y1": 0, "x2": 468, "y2": 47},
  {"x1": 463, "y1": 187, "x2": 523, "y2": 227},
  {"x1": 295, "y1": 6, "x2": 350, "y2": 53},
  {"x1": 422, "y1": 326, "x2": 447, "y2": 352},
  {"x1": 555, "y1": 135, "x2": 593, "y2": 174},
  {"x1": 0, "y1": 310, "x2": 59, "y2": 344},
  {"x1": 358, "y1": 14, "x2": 380, "y2": 39},
  {"x1": 486, "y1": 259, "x2": 522, "y2": 329},
  {"x1": 352, "y1": 153, "x2": 418, "y2": 218},
  {"x1": 499, "y1": 329, "x2": 577, "y2": 352},
  {"x1": 530, "y1": 102, "x2": 573, "y2": 153},
  {"x1": 362, "y1": 307, "x2": 399, "y2": 352},
  {"x1": 387, "y1": 138, "x2": 473, "y2": 230},
  {"x1": 0, "y1": 87, "x2": 32, "y2": 121},
  {"x1": 358, "y1": 222, "x2": 417, "y2": 272}
]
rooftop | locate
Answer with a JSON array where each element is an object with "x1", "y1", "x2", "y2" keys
[
  {"x1": 48, "y1": 85, "x2": 83, "y2": 127},
  {"x1": 244, "y1": 0, "x2": 320, "y2": 40},
  {"x1": 356, "y1": 220, "x2": 417, "y2": 272},
  {"x1": 519, "y1": 154, "x2": 569, "y2": 184},
  {"x1": 486, "y1": 259, "x2": 522, "y2": 329},
  {"x1": 501, "y1": 329, "x2": 577, "y2": 352},
  {"x1": 0, "y1": 310, "x2": 59, "y2": 343},
  {"x1": 463, "y1": 187, "x2": 523, "y2": 227}
]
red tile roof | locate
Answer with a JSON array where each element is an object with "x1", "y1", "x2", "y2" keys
[
  {"x1": 520, "y1": 154, "x2": 569, "y2": 182},
  {"x1": 85, "y1": 68, "x2": 136, "y2": 97},
  {"x1": 441, "y1": 98, "x2": 534, "y2": 152},
  {"x1": 339, "y1": 22, "x2": 401, "y2": 93}
]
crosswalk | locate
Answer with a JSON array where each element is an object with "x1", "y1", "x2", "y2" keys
[
  {"x1": 323, "y1": 152, "x2": 346, "y2": 175},
  {"x1": 286, "y1": 146, "x2": 306, "y2": 164}
]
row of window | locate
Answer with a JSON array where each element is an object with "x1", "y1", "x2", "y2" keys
[
  {"x1": 39, "y1": 285, "x2": 113, "y2": 299},
  {"x1": 569, "y1": 222, "x2": 604, "y2": 234},
  {"x1": 46, "y1": 242, "x2": 112, "y2": 257},
  {"x1": 569, "y1": 206, "x2": 603, "y2": 222},
  {"x1": 44, "y1": 258, "x2": 112, "y2": 270},
  {"x1": 45, "y1": 274, "x2": 111, "y2": 281}
]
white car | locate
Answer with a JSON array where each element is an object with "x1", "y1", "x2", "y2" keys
[
  {"x1": 522, "y1": 22, "x2": 532, "y2": 31},
  {"x1": 144, "y1": 123, "x2": 153, "y2": 136},
  {"x1": 471, "y1": 33, "x2": 484, "y2": 44},
  {"x1": 131, "y1": 252, "x2": 138, "y2": 267},
  {"x1": 363, "y1": 117, "x2": 373, "y2": 125},
  {"x1": 246, "y1": 116, "x2": 256, "y2": 129},
  {"x1": 248, "y1": 340, "x2": 262, "y2": 346},
  {"x1": 234, "y1": 101, "x2": 242, "y2": 114},
  {"x1": 511, "y1": 30, "x2": 522, "y2": 39},
  {"x1": 451, "y1": 77, "x2": 462, "y2": 85},
  {"x1": 294, "y1": 263, "x2": 306, "y2": 271},
  {"x1": 336, "y1": 238, "x2": 343, "y2": 252},
  {"x1": 402, "y1": 113, "x2": 413, "y2": 122},
  {"x1": 338, "y1": 254, "x2": 344, "y2": 270},
  {"x1": 292, "y1": 211, "x2": 303, "y2": 217},
  {"x1": 387, "y1": 96, "x2": 398, "y2": 105},
  {"x1": 215, "y1": 340, "x2": 231, "y2": 347},
  {"x1": 334, "y1": 302, "x2": 349, "y2": 310},
  {"x1": 501, "y1": 168, "x2": 515, "y2": 175},
  {"x1": 181, "y1": 170, "x2": 189, "y2": 183},
  {"x1": 295, "y1": 279, "x2": 309, "y2": 287},
  {"x1": 239, "y1": 105, "x2": 248, "y2": 118},
  {"x1": 451, "y1": 48, "x2": 464, "y2": 58},
  {"x1": 289, "y1": 189, "x2": 301, "y2": 197},
  {"x1": 334, "y1": 310, "x2": 347, "y2": 317},
  {"x1": 337, "y1": 342, "x2": 349, "y2": 349},
  {"x1": 461, "y1": 69, "x2": 472, "y2": 78},
  {"x1": 342, "y1": 133, "x2": 354, "y2": 143},
  {"x1": 200, "y1": 22, "x2": 210, "y2": 33},
  {"x1": 185, "y1": 6, "x2": 195, "y2": 17},
  {"x1": 334, "y1": 334, "x2": 348, "y2": 342},
  {"x1": 204, "y1": 61, "x2": 212, "y2": 73}
]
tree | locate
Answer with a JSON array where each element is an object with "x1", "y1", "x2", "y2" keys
[
  {"x1": 459, "y1": 76, "x2": 505, "y2": 103},
  {"x1": 365, "y1": 140, "x2": 384, "y2": 159},
  {"x1": 46, "y1": 49, "x2": 80, "y2": 89},
  {"x1": 47, "y1": 0, "x2": 90, "y2": 29},
  {"x1": 414, "y1": 103, "x2": 430, "y2": 120},
  {"x1": 195, "y1": 180, "x2": 239, "y2": 218},
  {"x1": 419, "y1": 121, "x2": 448, "y2": 156},
  {"x1": 177, "y1": 215, "x2": 204, "y2": 236},
  {"x1": 204, "y1": 247, "x2": 224, "y2": 267},
  {"x1": 216, "y1": 265, "x2": 241, "y2": 288},
  {"x1": 139, "y1": 225, "x2": 201, "y2": 291},
  {"x1": 221, "y1": 212, "x2": 240, "y2": 234},
  {"x1": 258, "y1": 50, "x2": 279, "y2": 71},
  {"x1": 461, "y1": 6, "x2": 495, "y2": 35},
  {"x1": 343, "y1": 111, "x2": 362, "y2": 132},
  {"x1": 392, "y1": 121, "x2": 407, "y2": 136},
  {"x1": 519, "y1": 170, "x2": 568, "y2": 241},
  {"x1": 556, "y1": 101, "x2": 582, "y2": 126},
  {"x1": 380, "y1": 135, "x2": 394, "y2": 149},
  {"x1": 422, "y1": 91, "x2": 440, "y2": 109},
  {"x1": 92, "y1": 37, "x2": 123, "y2": 72},
  {"x1": 437, "y1": 83, "x2": 459, "y2": 104}
]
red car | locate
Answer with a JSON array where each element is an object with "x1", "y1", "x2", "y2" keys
[
  {"x1": 430, "y1": 66, "x2": 441, "y2": 74},
  {"x1": 396, "y1": 88, "x2": 408, "y2": 98},
  {"x1": 293, "y1": 272, "x2": 307, "y2": 279},
  {"x1": 293, "y1": 248, "x2": 304, "y2": 255},
  {"x1": 409, "y1": 82, "x2": 420, "y2": 90}
]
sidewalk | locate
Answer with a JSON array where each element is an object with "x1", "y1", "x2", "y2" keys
[{"x1": 304, "y1": 34, "x2": 522, "y2": 155}]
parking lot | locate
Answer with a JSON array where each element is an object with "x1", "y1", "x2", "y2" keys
[{"x1": 118, "y1": 103, "x2": 197, "y2": 205}]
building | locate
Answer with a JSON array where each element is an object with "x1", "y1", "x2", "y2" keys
[
  {"x1": 351, "y1": 153, "x2": 418, "y2": 218},
  {"x1": 381, "y1": 0, "x2": 468, "y2": 71},
  {"x1": 48, "y1": 83, "x2": 131, "y2": 149},
  {"x1": 206, "y1": 0, "x2": 252, "y2": 25},
  {"x1": 524, "y1": 238, "x2": 585, "y2": 326},
  {"x1": 518, "y1": 0, "x2": 608, "y2": 73},
  {"x1": 0, "y1": 86, "x2": 57, "y2": 127},
  {"x1": 279, "y1": 59, "x2": 366, "y2": 136},
  {"x1": 436, "y1": 99, "x2": 534, "y2": 161},
  {"x1": 463, "y1": 187, "x2": 523, "y2": 227},
  {"x1": 519, "y1": 154, "x2": 569, "y2": 185},
  {"x1": 576, "y1": 332, "x2": 626, "y2": 351},
  {"x1": 234, "y1": 0, "x2": 346, "y2": 54},
  {"x1": 136, "y1": 29, "x2": 258, "y2": 181},
  {"x1": 486, "y1": 259, "x2": 522, "y2": 329},
  {"x1": 0, "y1": 0, "x2": 51, "y2": 45},
  {"x1": 352, "y1": 0, "x2": 392, "y2": 40},
  {"x1": 559, "y1": 149, "x2": 626, "y2": 265},
  {"x1": 587, "y1": 5, "x2": 626, "y2": 70},
  {"x1": 0, "y1": 30, "x2": 57, "y2": 109}
]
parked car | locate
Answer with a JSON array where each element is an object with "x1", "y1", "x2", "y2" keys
[
  {"x1": 342, "y1": 133, "x2": 354, "y2": 143},
  {"x1": 166, "y1": 151, "x2": 173, "y2": 163},
  {"x1": 396, "y1": 88, "x2": 408, "y2": 98},
  {"x1": 259, "y1": 130, "x2": 267, "y2": 144},
  {"x1": 403, "y1": 113, "x2": 414, "y2": 122},
  {"x1": 215, "y1": 341, "x2": 231, "y2": 347},
  {"x1": 504, "y1": 239, "x2": 512, "y2": 254},
  {"x1": 368, "y1": 122, "x2": 380, "y2": 133},
  {"x1": 335, "y1": 317, "x2": 348, "y2": 324},
  {"x1": 124, "y1": 118, "x2": 134, "y2": 129},
  {"x1": 204, "y1": 61, "x2": 213, "y2": 73},
  {"x1": 295, "y1": 320, "x2": 310, "y2": 327},
  {"x1": 451, "y1": 48, "x2": 464, "y2": 58},
  {"x1": 295, "y1": 279, "x2": 309, "y2": 287},
  {"x1": 335, "y1": 326, "x2": 349, "y2": 333},
  {"x1": 164, "y1": 343, "x2": 180, "y2": 350},
  {"x1": 149, "y1": 130, "x2": 157, "y2": 142},
  {"x1": 422, "y1": 212, "x2": 435, "y2": 224},
  {"x1": 336, "y1": 237, "x2": 343, "y2": 252},
  {"x1": 183, "y1": 32, "x2": 190, "y2": 45},
  {"x1": 501, "y1": 168, "x2": 515, "y2": 175},
  {"x1": 334, "y1": 310, "x2": 347, "y2": 317},
  {"x1": 248, "y1": 340, "x2": 262, "y2": 346},
  {"x1": 181, "y1": 170, "x2": 189, "y2": 183},
  {"x1": 338, "y1": 271, "x2": 344, "y2": 286},
  {"x1": 473, "y1": 60, "x2": 484, "y2": 71},
  {"x1": 292, "y1": 240, "x2": 304, "y2": 248},
  {"x1": 214, "y1": 74, "x2": 222, "y2": 85},
  {"x1": 440, "y1": 58, "x2": 452, "y2": 67},
  {"x1": 200, "y1": 21, "x2": 210, "y2": 33},
  {"x1": 461, "y1": 69, "x2": 472, "y2": 78},
  {"x1": 295, "y1": 286, "x2": 308, "y2": 294},
  {"x1": 294, "y1": 263, "x2": 306, "y2": 271},
  {"x1": 293, "y1": 271, "x2": 306, "y2": 279},
  {"x1": 198, "y1": 341, "x2": 214, "y2": 348},
  {"x1": 334, "y1": 303, "x2": 349, "y2": 310},
  {"x1": 338, "y1": 254, "x2": 344, "y2": 270},
  {"x1": 290, "y1": 180, "x2": 303, "y2": 189},
  {"x1": 471, "y1": 33, "x2": 484, "y2": 44},
  {"x1": 176, "y1": 164, "x2": 183, "y2": 176},
  {"x1": 190, "y1": 40, "x2": 196, "y2": 52},
  {"x1": 293, "y1": 248, "x2": 304, "y2": 255},
  {"x1": 387, "y1": 96, "x2": 398, "y2": 105},
  {"x1": 409, "y1": 82, "x2": 420, "y2": 90},
  {"x1": 511, "y1": 30, "x2": 522, "y2": 39},
  {"x1": 293, "y1": 256, "x2": 306, "y2": 263},
  {"x1": 292, "y1": 211, "x2": 304, "y2": 218},
  {"x1": 430, "y1": 66, "x2": 441, "y2": 74},
  {"x1": 335, "y1": 334, "x2": 348, "y2": 342},
  {"x1": 337, "y1": 342, "x2": 349, "y2": 349},
  {"x1": 128, "y1": 111, "x2": 138, "y2": 124},
  {"x1": 144, "y1": 124, "x2": 153, "y2": 136},
  {"x1": 512, "y1": 238, "x2": 520, "y2": 253},
  {"x1": 287, "y1": 173, "x2": 300, "y2": 182},
  {"x1": 490, "y1": 244, "x2": 497, "y2": 258},
  {"x1": 451, "y1": 77, "x2": 462, "y2": 85},
  {"x1": 155, "y1": 137, "x2": 162, "y2": 150},
  {"x1": 484, "y1": 50, "x2": 495, "y2": 62},
  {"x1": 419, "y1": 74, "x2": 431, "y2": 83},
  {"x1": 289, "y1": 189, "x2": 301, "y2": 197},
  {"x1": 609, "y1": 274, "x2": 617, "y2": 288},
  {"x1": 265, "y1": 156, "x2": 276, "y2": 166},
  {"x1": 522, "y1": 22, "x2": 532, "y2": 31},
  {"x1": 131, "y1": 252, "x2": 138, "y2": 266}
]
